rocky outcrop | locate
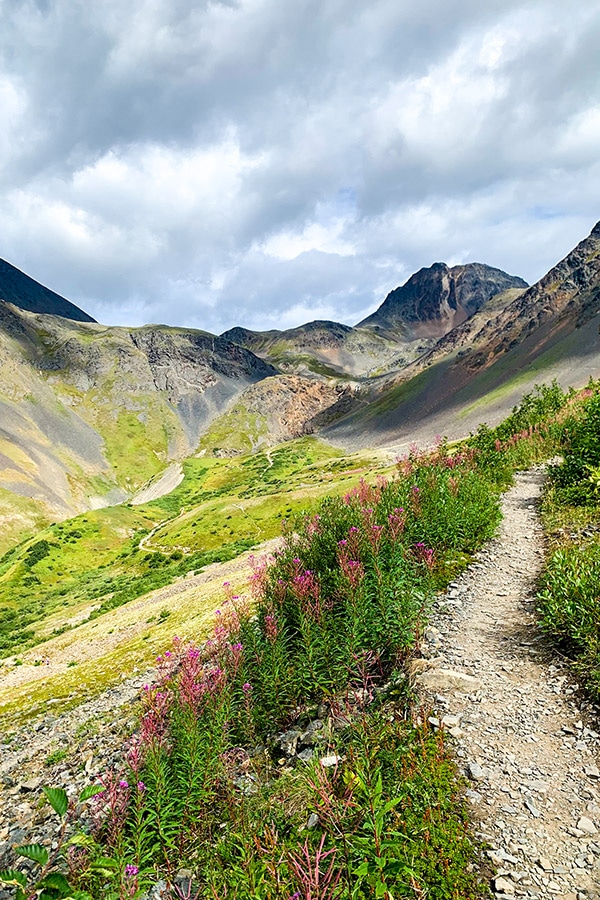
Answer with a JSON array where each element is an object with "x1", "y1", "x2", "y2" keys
[
  {"x1": 459, "y1": 221, "x2": 600, "y2": 370},
  {"x1": 203, "y1": 375, "x2": 352, "y2": 455},
  {"x1": 223, "y1": 321, "x2": 353, "y2": 352},
  {"x1": 129, "y1": 328, "x2": 276, "y2": 402},
  {"x1": 223, "y1": 320, "x2": 411, "y2": 379},
  {"x1": 0, "y1": 307, "x2": 280, "y2": 536},
  {"x1": 358, "y1": 262, "x2": 527, "y2": 340}
]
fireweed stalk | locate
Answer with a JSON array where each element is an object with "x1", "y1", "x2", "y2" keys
[{"x1": 85, "y1": 438, "x2": 519, "y2": 893}]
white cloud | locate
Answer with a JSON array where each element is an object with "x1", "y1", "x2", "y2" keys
[{"x1": 0, "y1": 0, "x2": 599, "y2": 332}]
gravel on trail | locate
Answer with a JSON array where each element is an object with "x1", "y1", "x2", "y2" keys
[
  {"x1": 414, "y1": 468, "x2": 600, "y2": 900},
  {"x1": 1, "y1": 467, "x2": 599, "y2": 899}
]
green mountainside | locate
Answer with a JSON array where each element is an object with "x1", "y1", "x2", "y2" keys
[
  {"x1": 0, "y1": 303, "x2": 280, "y2": 549},
  {"x1": 2, "y1": 226, "x2": 600, "y2": 900}
]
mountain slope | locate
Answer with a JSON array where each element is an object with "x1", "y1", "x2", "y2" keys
[
  {"x1": 0, "y1": 258, "x2": 96, "y2": 322},
  {"x1": 196, "y1": 374, "x2": 351, "y2": 455},
  {"x1": 0, "y1": 303, "x2": 279, "y2": 545},
  {"x1": 224, "y1": 265, "x2": 527, "y2": 380},
  {"x1": 358, "y1": 262, "x2": 528, "y2": 339},
  {"x1": 222, "y1": 320, "x2": 409, "y2": 379},
  {"x1": 323, "y1": 221, "x2": 600, "y2": 450}
]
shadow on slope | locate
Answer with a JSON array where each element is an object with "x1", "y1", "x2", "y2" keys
[{"x1": 324, "y1": 309, "x2": 600, "y2": 452}]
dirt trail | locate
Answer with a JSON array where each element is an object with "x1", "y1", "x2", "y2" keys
[{"x1": 415, "y1": 468, "x2": 600, "y2": 899}]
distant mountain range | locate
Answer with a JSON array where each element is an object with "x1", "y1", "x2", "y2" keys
[
  {"x1": 222, "y1": 262, "x2": 527, "y2": 378},
  {"x1": 1, "y1": 221, "x2": 599, "y2": 548},
  {"x1": 324, "y1": 220, "x2": 600, "y2": 450}
]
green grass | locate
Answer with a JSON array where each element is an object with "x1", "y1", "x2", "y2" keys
[
  {"x1": 0, "y1": 438, "x2": 391, "y2": 662},
  {"x1": 0, "y1": 488, "x2": 52, "y2": 556},
  {"x1": 537, "y1": 384, "x2": 600, "y2": 695},
  {"x1": 197, "y1": 405, "x2": 269, "y2": 455}
]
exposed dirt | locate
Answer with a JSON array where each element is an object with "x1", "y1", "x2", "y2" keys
[{"x1": 130, "y1": 464, "x2": 184, "y2": 505}]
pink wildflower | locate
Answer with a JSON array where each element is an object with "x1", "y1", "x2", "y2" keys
[{"x1": 387, "y1": 508, "x2": 406, "y2": 541}]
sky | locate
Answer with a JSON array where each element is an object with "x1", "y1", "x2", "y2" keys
[{"x1": 1, "y1": 0, "x2": 600, "y2": 334}]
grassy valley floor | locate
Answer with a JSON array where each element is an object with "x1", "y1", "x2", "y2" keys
[{"x1": 0, "y1": 438, "x2": 395, "y2": 726}]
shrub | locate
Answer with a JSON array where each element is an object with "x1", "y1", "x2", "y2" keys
[{"x1": 551, "y1": 383, "x2": 600, "y2": 504}]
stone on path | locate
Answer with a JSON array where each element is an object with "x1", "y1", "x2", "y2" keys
[
  {"x1": 414, "y1": 667, "x2": 481, "y2": 693},
  {"x1": 577, "y1": 816, "x2": 597, "y2": 835},
  {"x1": 414, "y1": 468, "x2": 600, "y2": 896}
]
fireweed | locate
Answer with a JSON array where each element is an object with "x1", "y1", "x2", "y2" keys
[
  {"x1": 75, "y1": 443, "x2": 507, "y2": 893},
  {"x1": 27, "y1": 390, "x2": 575, "y2": 899}
]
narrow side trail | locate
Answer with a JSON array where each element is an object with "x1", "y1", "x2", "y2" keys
[{"x1": 415, "y1": 469, "x2": 600, "y2": 899}]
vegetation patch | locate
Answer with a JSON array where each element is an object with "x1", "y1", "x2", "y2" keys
[
  {"x1": 1, "y1": 385, "x2": 583, "y2": 899},
  {"x1": 537, "y1": 380, "x2": 600, "y2": 696},
  {"x1": 0, "y1": 439, "x2": 389, "y2": 663}
]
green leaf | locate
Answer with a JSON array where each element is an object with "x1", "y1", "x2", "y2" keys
[
  {"x1": 382, "y1": 796, "x2": 402, "y2": 814},
  {"x1": 43, "y1": 786, "x2": 69, "y2": 817},
  {"x1": 78, "y1": 784, "x2": 104, "y2": 802},
  {"x1": 67, "y1": 833, "x2": 95, "y2": 848},
  {"x1": 15, "y1": 843, "x2": 49, "y2": 865},
  {"x1": 88, "y1": 856, "x2": 119, "y2": 877},
  {"x1": 0, "y1": 868, "x2": 28, "y2": 887},
  {"x1": 41, "y1": 872, "x2": 73, "y2": 892}
]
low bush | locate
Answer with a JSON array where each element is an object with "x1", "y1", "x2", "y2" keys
[
  {"x1": 550, "y1": 381, "x2": 600, "y2": 504},
  {"x1": 537, "y1": 381, "x2": 600, "y2": 695},
  {"x1": 537, "y1": 542, "x2": 600, "y2": 689}
]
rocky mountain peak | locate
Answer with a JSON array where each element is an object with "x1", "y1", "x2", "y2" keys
[
  {"x1": 457, "y1": 218, "x2": 600, "y2": 370},
  {"x1": 358, "y1": 261, "x2": 528, "y2": 340}
]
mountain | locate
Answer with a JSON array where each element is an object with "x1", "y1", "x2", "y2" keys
[
  {"x1": 358, "y1": 262, "x2": 528, "y2": 339},
  {"x1": 2, "y1": 221, "x2": 599, "y2": 550},
  {"x1": 224, "y1": 265, "x2": 527, "y2": 380},
  {"x1": 221, "y1": 321, "x2": 408, "y2": 379},
  {"x1": 0, "y1": 302, "x2": 279, "y2": 546},
  {"x1": 324, "y1": 221, "x2": 600, "y2": 450},
  {"x1": 196, "y1": 374, "x2": 351, "y2": 455},
  {"x1": 0, "y1": 258, "x2": 96, "y2": 322}
]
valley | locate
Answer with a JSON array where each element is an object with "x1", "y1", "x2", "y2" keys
[
  {"x1": 1, "y1": 221, "x2": 600, "y2": 899},
  {"x1": 0, "y1": 436, "x2": 394, "y2": 726}
]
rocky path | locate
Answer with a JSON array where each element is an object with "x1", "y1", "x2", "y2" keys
[
  {"x1": 415, "y1": 468, "x2": 600, "y2": 900},
  {"x1": 1, "y1": 469, "x2": 600, "y2": 899},
  {"x1": 0, "y1": 672, "x2": 149, "y2": 876}
]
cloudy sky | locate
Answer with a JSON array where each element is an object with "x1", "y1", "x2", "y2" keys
[{"x1": 1, "y1": 0, "x2": 600, "y2": 333}]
